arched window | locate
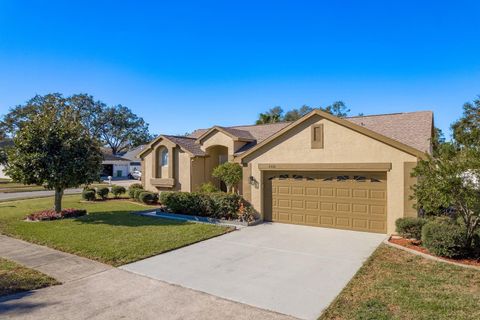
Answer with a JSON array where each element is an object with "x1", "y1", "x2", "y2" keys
[{"x1": 161, "y1": 148, "x2": 168, "y2": 166}]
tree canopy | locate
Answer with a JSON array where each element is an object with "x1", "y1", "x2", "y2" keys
[
  {"x1": 212, "y1": 162, "x2": 242, "y2": 193},
  {"x1": 0, "y1": 93, "x2": 153, "y2": 154},
  {"x1": 5, "y1": 95, "x2": 103, "y2": 212},
  {"x1": 412, "y1": 96, "x2": 480, "y2": 250},
  {"x1": 255, "y1": 101, "x2": 351, "y2": 124}
]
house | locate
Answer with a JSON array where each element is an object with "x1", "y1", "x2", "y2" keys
[
  {"x1": 101, "y1": 145, "x2": 145, "y2": 178},
  {"x1": 0, "y1": 139, "x2": 14, "y2": 179},
  {"x1": 139, "y1": 109, "x2": 434, "y2": 234}
]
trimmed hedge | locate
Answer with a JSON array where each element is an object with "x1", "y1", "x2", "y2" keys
[
  {"x1": 82, "y1": 188, "x2": 96, "y2": 201},
  {"x1": 138, "y1": 191, "x2": 159, "y2": 204},
  {"x1": 134, "y1": 188, "x2": 144, "y2": 201},
  {"x1": 111, "y1": 185, "x2": 126, "y2": 198},
  {"x1": 395, "y1": 217, "x2": 427, "y2": 240},
  {"x1": 96, "y1": 187, "x2": 109, "y2": 200},
  {"x1": 128, "y1": 185, "x2": 143, "y2": 198},
  {"x1": 159, "y1": 191, "x2": 243, "y2": 219},
  {"x1": 421, "y1": 219, "x2": 467, "y2": 258}
]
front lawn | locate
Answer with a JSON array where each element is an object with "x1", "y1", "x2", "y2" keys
[
  {"x1": 0, "y1": 195, "x2": 231, "y2": 266},
  {"x1": 320, "y1": 244, "x2": 480, "y2": 320},
  {"x1": 0, "y1": 258, "x2": 59, "y2": 297}
]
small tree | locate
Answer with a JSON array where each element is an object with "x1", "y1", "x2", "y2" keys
[
  {"x1": 6, "y1": 99, "x2": 103, "y2": 212},
  {"x1": 212, "y1": 162, "x2": 242, "y2": 193},
  {"x1": 412, "y1": 144, "x2": 480, "y2": 249}
]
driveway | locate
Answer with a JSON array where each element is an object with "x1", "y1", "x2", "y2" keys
[
  {"x1": 122, "y1": 223, "x2": 386, "y2": 320},
  {"x1": 0, "y1": 235, "x2": 291, "y2": 320}
]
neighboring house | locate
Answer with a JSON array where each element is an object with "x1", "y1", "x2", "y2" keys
[
  {"x1": 121, "y1": 145, "x2": 145, "y2": 174},
  {"x1": 0, "y1": 139, "x2": 14, "y2": 179},
  {"x1": 139, "y1": 110, "x2": 434, "y2": 234},
  {"x1": 101, "y1": 145, "x2": 145, "y2": 178}
]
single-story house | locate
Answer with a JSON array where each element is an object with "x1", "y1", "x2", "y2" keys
[
  {"x1": 101, "y1": 145, "x2": 145, "y2": 178},
  {"x1": 139, "y1": 109, "x2": 433, "y2": 234}
]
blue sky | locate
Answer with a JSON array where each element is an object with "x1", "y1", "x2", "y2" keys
[{"x1": 1, "y1": 1, "x2": 479, "y2": 138}]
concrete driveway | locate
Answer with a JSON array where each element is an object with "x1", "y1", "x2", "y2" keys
[{"x1": 122, "y1": 223, "x2": 386, "y2": 320}]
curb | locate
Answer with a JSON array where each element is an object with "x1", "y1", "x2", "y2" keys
[
  {"x1": 132, "y1": 210, "x2": 262, "y2": 229},
  {"x1": 384, "y1": 239, "x2": 480, "y2": 271}
]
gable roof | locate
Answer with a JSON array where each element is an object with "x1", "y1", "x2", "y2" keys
[
  {"x1": 141, "y1": 110, "x2": 433, "y2": 160},
  {"x1": 138, "y1": 135, "x2": 206, "y2": 158},
  {"x1": 237, "y1": 110, "x2": 433, "y2": 161},
  {"x1": 189, "y1": 122, "x2": 291, "y2": 143},
  {"x1": 121, "y1": 145, "x2": 146, "y2": 161},
  {"x1": 346, "y1": 111, "x2": 433, "y2": 153},
  {"x1": 194, "y1": 126, "x2": 256, "y2": 143}
]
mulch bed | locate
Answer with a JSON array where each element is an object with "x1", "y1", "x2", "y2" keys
[{"x1": 389, "y1": 237, "x2": 480, "y2": 267}]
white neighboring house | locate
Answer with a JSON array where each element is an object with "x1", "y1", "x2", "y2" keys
[
  {"x1": 101, "y1": 145, "x2": 145, "y2": 179},
  {"x1": 0, "y1": 165, "x2": 8, "y2": 179},
  {"x1": 120, "y1": 145, "x2": 145, "y2": 174},
  {"x1": 0, "y1": 139, "x2": 13, "y2": 179}
]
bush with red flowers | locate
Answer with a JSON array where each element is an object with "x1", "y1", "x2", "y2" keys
[{"x1": 25, "y1": 208, "x2": 87, "y2": 221}]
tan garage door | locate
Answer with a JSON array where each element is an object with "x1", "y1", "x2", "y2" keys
[{"x1": 264, "y1": 172, "x2": 387, "y2": 233}]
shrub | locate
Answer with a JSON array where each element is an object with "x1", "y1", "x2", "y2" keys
[
  {"x1": 421, "y1": 219, "x2": 467, "y2": 258},
  {"x1": 110, "y1": 185, "x2": 126, "y2": 198},
  {"x1": 159, "y1": 192, "x2": 206, "y2": 215},
  {"x1": 212, "y1": 162, "x2": 242, "y2": 193},
  {"x1": 134, "y1": 188, "x2": 144, "y2": 201},
  {"x1": 129, "y1": 183, "x2": 143, "y2": 189},
  {"x1": 128, "y1": 185, "x2": 143, "y2": 198},
  {"x1": 138, "y1": 191, "x2": 159, "y2": 205},
  {"x1": 26, "y1": 208, "x2": 87, "y2": 221},
  {"x1": 210, "y1": 192, "x2": 241, "y2": 219},
  {"x1": 159, "y1": 191, "x2": 242, "y2": 219},
  {"x1": 395, "y1": 217, "x2": 427, "y2": 240},
  {"x1": 82, "y1": 188, "x2": 96, "y2": 201},
  {"x1": 198, "y1": 182, "x2": 219, "y2": 193},
  {"x1": 96, "y1": 187, "x2": 109, "y2": 200}
]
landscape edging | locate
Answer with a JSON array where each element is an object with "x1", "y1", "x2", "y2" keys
[{"x1": 384, "y1": 239, "x2": 480, "y2": 271}]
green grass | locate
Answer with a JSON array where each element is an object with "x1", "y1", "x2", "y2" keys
[
  {"x1": 0, "y1": 258, "x2": 59, "y2": 297},
  {"x1": 320, "y1": 244, "x2": 480, "y2": 320},
  {"x1": 0, "y1": 195, "x2": 231, "y2": 266}
]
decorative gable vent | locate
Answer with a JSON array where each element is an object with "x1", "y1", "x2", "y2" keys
[{"x1": 311, "y1": 124, "x2": 324, "y2": 149}]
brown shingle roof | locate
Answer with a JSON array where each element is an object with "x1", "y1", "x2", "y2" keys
[
  {"x1": 163, "y1": 135, "x2": 205, "y2": 156},
  {"x1": 346, "y1": 111, "x2": 433, "y2": 153},
  {"x1": 181, "y1": 111, "x2": 433, "y2": 156}
]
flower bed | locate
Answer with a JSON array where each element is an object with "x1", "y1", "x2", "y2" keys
[
  {"x1": 26, "y1": 208, "x2": 87, "y2": 221},
  {"x1": 389, "y1": 236, "x2": 480, "y2": 268}
]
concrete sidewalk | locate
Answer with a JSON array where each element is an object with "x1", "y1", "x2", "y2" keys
[
  {"x1": 0, "y1": 235, "x2": 293, "y2": 320},
  {"x1": 0, "y1": 235, "x2": 111, "y2": 283}
]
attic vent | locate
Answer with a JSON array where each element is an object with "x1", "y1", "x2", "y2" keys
[{"x1": 311, "y1": 124, "x2": 324, "y2": 149}]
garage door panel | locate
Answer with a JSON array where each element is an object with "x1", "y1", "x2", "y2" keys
[{"x1": 268, "y1": 171, "x2": 387, "y2": 233}]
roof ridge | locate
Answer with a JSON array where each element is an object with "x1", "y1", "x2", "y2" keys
[
  {"x1": 163, "y1": 134, "x2": 196, "y2": 140},
  {"x1": 346, "y1": 110, "x2": 433, "y2": 119}
]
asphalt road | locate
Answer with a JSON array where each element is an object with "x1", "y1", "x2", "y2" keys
[{"x1": 0, "y1": 188, "x2": 83, "y2": 201}]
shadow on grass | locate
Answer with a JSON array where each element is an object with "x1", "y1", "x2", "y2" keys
[{"x1": 74, "y1": 211, "x2": 190, "y2": 227}]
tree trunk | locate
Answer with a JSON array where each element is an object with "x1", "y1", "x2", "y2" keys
[{"x1": 54, "y1": 188, "x2": 64, "y2": 213}]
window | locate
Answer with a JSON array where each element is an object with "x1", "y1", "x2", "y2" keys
[
  {"x1": 161, "y1": 148, "x2": 168, "y2": 166},
  {"x1": 311, "y1": 124, "x2": 324, "y2": 149}
]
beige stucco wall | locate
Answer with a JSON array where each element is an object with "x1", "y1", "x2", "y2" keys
[
  {"x1": 142, "y1": 145, "x2": 192, "y2": 192},
  {"x1": 242, "y1": 114, "x2": 418, "y2": 234},
  {"x1": 200, "y1": 131, "x2": 236, "y2": 154}
]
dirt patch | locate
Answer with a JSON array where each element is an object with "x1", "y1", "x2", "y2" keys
[{"x1": 389, "y1": 237, "x2": 480, "y2": 267}]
